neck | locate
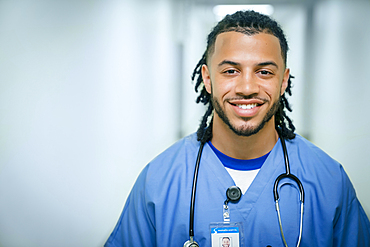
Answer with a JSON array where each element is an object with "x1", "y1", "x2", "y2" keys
[{"x1": 210, "y1": 116, "x2": 278, "y2": 160}]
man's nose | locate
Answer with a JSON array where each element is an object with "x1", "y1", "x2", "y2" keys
[{"x1": 235, "y1": 72, "x2": 259, "y2": 96}]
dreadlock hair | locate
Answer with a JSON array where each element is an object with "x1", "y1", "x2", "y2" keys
[{"x1": 191, "y1": 10, "x2": 296, "y2": 143}]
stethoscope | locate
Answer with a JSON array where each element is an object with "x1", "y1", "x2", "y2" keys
[{"x1": 184, "y1": 134, "x2": 305, "y2": 247}]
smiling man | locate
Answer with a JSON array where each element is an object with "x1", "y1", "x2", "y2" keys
[
  {"x1": 201, "y1": 31, "x2": 290, "y2": 160},
  {"x1": 105, "y1": 10, "x2": 370, "y2": 247},
  {"x1": 221, "y1": 237, "x2": 230, "y2": 247}
]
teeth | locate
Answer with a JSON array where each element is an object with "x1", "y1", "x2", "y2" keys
[{"x1": 237, "y1": 103, "x2": 257, "y2": 110}]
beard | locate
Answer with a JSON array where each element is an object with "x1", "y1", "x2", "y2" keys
[{"x1": 212, "y1": 95, "x2": 280, "y2": 137}]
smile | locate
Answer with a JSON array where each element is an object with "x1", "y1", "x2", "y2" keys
[{"x1": 236, "y1": 103, "x2": 258, "y2": 110}]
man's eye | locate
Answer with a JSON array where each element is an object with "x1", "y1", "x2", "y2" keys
[
  {"x1": 259, "y1": 70, "x2": 273, "y2": 75},
  {"x1": 224, "y1": 69, "x2": 237, "y2": 74}
]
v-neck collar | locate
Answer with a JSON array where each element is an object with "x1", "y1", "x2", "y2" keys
[{"x1": 200, "y1": 139, "x2": 285, "y2": 221}]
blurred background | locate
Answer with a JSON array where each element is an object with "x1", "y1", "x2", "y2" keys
[{"x1": 0, "y1": 0, "x2": 369, "y2": 246}]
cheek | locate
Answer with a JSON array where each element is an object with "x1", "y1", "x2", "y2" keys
[
  {"x1": 261, "y1": 82, "x2": 282, "y2": 99},
  {"x1": 214, "y1": 86, "x2": 233, "y2": 101},
  {"x1": 210, "y1": 80, "x2": 232, "y2": 98}
]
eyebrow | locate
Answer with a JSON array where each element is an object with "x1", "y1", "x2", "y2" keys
[
  {"x1": 217, "y1": 60, "x2": 240, "y2": 67},
  {"x1": 257, "y1": 61, "x2": 279, "y2": 68}
]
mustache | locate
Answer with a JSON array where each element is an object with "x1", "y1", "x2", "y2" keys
[{"x1": 225, "y1": 95, "x2": 269, "y2": 103}]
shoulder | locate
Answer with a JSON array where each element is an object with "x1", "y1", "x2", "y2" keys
[
  {"x1": 126, "y1": 132, "x2": 200, "y2": 209},
  {"x1": 288, "y1": 134, "x2": 341, "y2": 168},
  {"x1": 287, "y1": 134, "x2": 355, "y2": 196},
  {"x1": 137, "y1": 133, "x2": 200, "y2": 191},
  {"x1": 288, "y1": 134, "x2": 357, "y2": 202},
  {"x1": 147, "y1": 133, "x2": 199, "y2": 170}
]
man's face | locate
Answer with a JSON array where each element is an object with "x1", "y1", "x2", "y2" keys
[
  {"x1": 202, "y1": 32, "x2": 289, "y2": 137},
  {"x1": 222, "y1": 237, "x2": 230, "y2": 247}
]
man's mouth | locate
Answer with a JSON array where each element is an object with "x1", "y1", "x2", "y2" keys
[{"x1": 235, "y1": 103, "x2": 258, "y2": 110}]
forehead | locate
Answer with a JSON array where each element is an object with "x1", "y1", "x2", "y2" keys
[{"x1": 209, "y1": 31, "x2": 284, "y2": 67}]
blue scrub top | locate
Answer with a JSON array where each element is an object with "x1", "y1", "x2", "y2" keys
[{"x1": 105, "y1": 133, "x2": 370, "y2": 247}]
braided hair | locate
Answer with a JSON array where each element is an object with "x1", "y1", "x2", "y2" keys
[{"x1": 191, "y1": 10, "x2": 296, "y2": 143}]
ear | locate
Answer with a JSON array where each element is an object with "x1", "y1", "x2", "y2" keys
[
  {"x1": 280, "y1": 68, "x2": 290, "y2": 96},
  {"x1": 201, "y1": 64, "x2": 212, "y2": 94}
]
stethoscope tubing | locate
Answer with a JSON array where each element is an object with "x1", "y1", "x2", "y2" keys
[
  {"x1": 274, "y1": 138, "x2": 305, "y2": 203},
  {"x1": 274, "y1": 137, "x2": 304, "y2": 247},
  {"x1": 189, "y1": 142, "x2": 205, "y2": 239}
]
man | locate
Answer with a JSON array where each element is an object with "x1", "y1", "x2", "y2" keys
[
  {"x1": 221, "y1": 237, "x2": 230, "y2": 247},
  {"x1": 105, "y1": 10, "x2": 370, "y2": 246}
]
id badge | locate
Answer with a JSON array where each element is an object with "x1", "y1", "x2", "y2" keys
[
  {"x1": 210, "y1": 222, "x2": 243, "y2": 247},
  {"x1": 211, "y1": 186, "x2": 244, "y2": 247}
]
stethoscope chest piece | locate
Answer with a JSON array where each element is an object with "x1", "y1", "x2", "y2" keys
[
  {"x1": 223, "y1": 186, "x2": 242, "y2": 221},
  {"x1": 183, "y1": 239, "x2": 199, "y2": 247},
  {"x1": 226, "y1": 186, "x2": 242, "y2": 203}
]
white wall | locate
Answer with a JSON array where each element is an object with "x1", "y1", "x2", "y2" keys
[
  {"x1": 0, "y1": 0, "x2": 179, "y2": 246},
  {"x1": 181, "y1": 4, "x2": 217, "y2": 136},
  {"x1": 310, "y1": 0, "x2": 370, "y2": 215}
]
